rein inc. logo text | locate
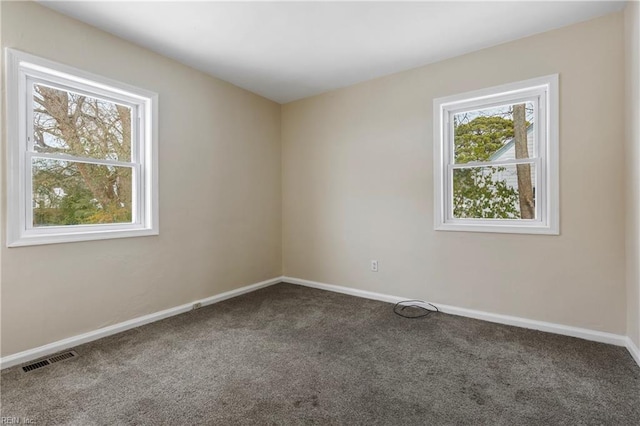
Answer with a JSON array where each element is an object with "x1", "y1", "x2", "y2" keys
[{"x1": 1, "y1": 418, "x2": 36, "y2": 424}]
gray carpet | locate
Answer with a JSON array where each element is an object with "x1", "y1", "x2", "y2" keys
[{"x1": 1, "y1": 283, "x2": 639, "y2": 425}]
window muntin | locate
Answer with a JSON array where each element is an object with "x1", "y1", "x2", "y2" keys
[
  {"x1": 433, "y1": 75, "x2": 558, "y2": 234},
  {"x1": 6, "y1": 49, "x2": 158, "y2": 246}
]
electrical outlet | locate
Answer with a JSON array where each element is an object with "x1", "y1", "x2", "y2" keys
[
  {"x1": 371, "y1": 260, "x2": 379, "y2": 272},
  {"x1": 192, "y1": 302, "x2": 202, "y2": 310}
]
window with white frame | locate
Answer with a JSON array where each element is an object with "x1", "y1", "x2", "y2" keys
[
  {"x1": 5, "y1": 49, "x2": 158, "y2": 247},
  {"x1": 433, "y1": 75, "x2": 559, "y2": 234}
]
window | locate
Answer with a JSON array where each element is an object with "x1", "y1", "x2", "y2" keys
[
  {"x1": 5, "y1": 49, "x2": 158, "y2": 246},
  {"x1": 433, "y1": 75, "x2": 559, "y2": 234}
]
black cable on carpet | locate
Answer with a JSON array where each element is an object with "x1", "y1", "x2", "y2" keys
[{"x1": 393, "y1": 300, "x2": 439, "y2": 319}]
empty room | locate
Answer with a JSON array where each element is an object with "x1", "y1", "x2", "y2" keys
[{"x1": 1, "y1": 0, "x2": 639, "y2": 424}]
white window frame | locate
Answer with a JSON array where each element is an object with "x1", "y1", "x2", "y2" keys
[
  {"x1": 5, "y1": 49, "x2": 159, "y2": 247},
  {"x1": 433, "y1": 75, "x2": 559, "y2": 235}
]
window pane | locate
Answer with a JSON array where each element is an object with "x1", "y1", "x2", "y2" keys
[
  {"x1": 33, "y1": 83, "x2": 132, "y2": 162},
  {"x1": 452, "y1": 164, "x2": 536, "y2": 220},
  {"x1": 453, "y1": 102, "x2": 535, "y2": 164},
  {"x1": 32, "y1": 158, "x2": 133, "y2": 227}
]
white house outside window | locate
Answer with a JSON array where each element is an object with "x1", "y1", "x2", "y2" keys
[
  {"x1": 433, "y1": 75, "x2": 559, "y2": 234},
  {"x1": 5, "y1": 49, "x2": 158, "y2": 247}
]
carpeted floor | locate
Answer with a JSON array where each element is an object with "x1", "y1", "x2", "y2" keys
[{"x1": 1, "y1": 283, "x2": 639, "y2": 425}]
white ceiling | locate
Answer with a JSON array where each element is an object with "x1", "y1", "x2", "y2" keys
[{"x1": 40, "y1": 1, "x2": 625, "y2": 104}]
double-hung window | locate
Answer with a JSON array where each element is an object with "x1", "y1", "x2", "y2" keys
[
  {"x1": 5, "y1": 49, "x2": 158, "y2": 247},
  {"x1": 433, "y1": 75, "x2": 559, "y2": 234}
]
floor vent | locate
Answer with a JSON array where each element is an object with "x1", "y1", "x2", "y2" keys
[
  {"x1": 48, "y1": 351, "x2": 77, "y2": 364},
  {"x1": 22, "y1": 360, "x2": 50, "y2": 372},
  {"x1": 22, "y1": 351, "x2": 77, "y2": 373}
]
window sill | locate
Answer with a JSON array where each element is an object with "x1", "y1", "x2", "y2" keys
[
  {"x1": 7, "y1": 227, "x2": 159, "y2": 247},
  {"x1": 435, "y1": 222, "x2": 559, "y2": 235}
]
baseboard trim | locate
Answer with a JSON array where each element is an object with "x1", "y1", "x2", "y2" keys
[
  {"x1": 627, "y1": 337, "x2": 640, "y2": 367},
  {"x1": 0, "y1": 276, "x2": 282, "y2": 370},
  {"x1": 285, "y1": 276, "x2": 408, "y2": 304},
  {"x1": 283, "y1": 276, "x2": 632, "y2": 350}
]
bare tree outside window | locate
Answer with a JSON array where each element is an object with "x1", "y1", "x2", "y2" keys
[{"x1": 32, "y1": 84, "x2": 133, "y2": 226}]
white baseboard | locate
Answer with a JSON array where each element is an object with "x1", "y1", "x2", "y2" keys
[
  {"x1": 627, "y1": 337, "x2": 640, "y2": 366},
  {"x1": 283, "y1": 276, "x2": 634, "y2": 354},
  {"x1": 0, "y1": 276, "x2": 282, "y2": 370},
  {"x1": 435, "y1": 302, "x2": 628, "y2": 347},
  {"x1": 285, "y1": 276, "x2": 409, "y2": 304}
]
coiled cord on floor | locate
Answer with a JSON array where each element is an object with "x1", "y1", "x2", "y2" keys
[{"x1": 393, "y1": 300, "x2": 439, "y2": 319}]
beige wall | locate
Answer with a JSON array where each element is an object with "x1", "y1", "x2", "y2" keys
[
  {"x1": 625, "y1": 1, "x2": 640, "y2": 349},
  {"x1": 0, "y1": 2, "x2": 282, "y2": 356},
  {"x1": 282, "y1": 13, "x2": 627, "y2": 334}
]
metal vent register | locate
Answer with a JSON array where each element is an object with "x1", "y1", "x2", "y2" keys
[{"x1": 21, "y1": 351, "x2": 77, "y2": 373}]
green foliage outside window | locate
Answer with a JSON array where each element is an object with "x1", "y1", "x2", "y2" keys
[{"x1": 452, "y1": 112, "x2": 528, "y2": 219}]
